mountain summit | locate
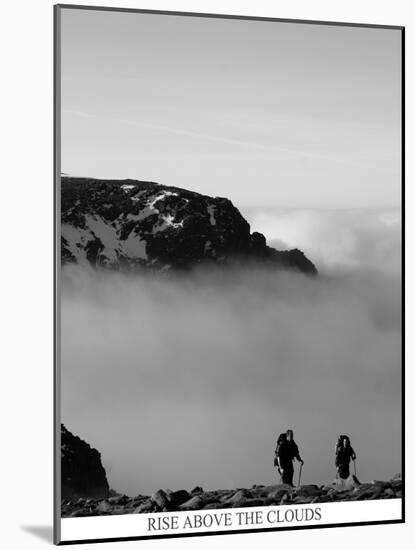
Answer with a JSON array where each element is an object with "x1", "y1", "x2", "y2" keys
[{"x1": 61, "y1": 177, "x2": 317, "y2": 274}]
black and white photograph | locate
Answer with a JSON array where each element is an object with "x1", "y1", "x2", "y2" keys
[{"x1": 55, "y1": 5, "x2": 403, "y2": 544}]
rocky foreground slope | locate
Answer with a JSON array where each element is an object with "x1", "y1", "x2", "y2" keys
[
  {"x1": 61, "y1": 177, "x2": 317, "y2": 274},
  {"x1": 61, "y1": 477, "x2": 402, "y2": 518}
]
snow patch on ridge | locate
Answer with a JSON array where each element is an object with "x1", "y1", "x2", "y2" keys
[
  {"x1": 86, "y1": 215, "x2": 119, "y2": 262},
  {"x1": 121, "y1": 184, "x2": 136, "y2": 192},
  {"x1": 126, "y1": 207, "x2": 155, "y2": 222},
  {"x1": 153, "y1": 214, "x2": 184, "y2": 234},
  {"x1": 61, "y1": 224, "x2": 91, "y2": 264},
  {"x1": 63, "y1": 214, "x2": 148, "y2": 264},
  {"x1": 148, "y1": 191, "x2": 179, "y2": 211},
  {"x1": 122, "y1": 231, "x2": 147, "y2": 260}
]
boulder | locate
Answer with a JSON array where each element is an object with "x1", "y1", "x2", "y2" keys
[
  {"x1": 295, "y1": 485, "x2": 322, "y2": 497},
  {"x1": 96, "y1": 501, "x2": 111, "y2": 514},
  {"x1": 266, "y1": 485, "x2": 292, "y2": 503},
  {"x1": 225, "y1": 489, "x2": 253, "y2": 505},
  {"x1": 179, "y1": 495, "x2": 205, "y2": 510},
  {"x1": 367, "y1": 484, "x2": 384, "y2": 496},
  {"x1": 134, "y1": 499, "x2": 155, "y2": 513},
  {"x1": 371, "y1": 481, "x2": 391, "y2": 490},
  {"x1": 151, "y1": 489, "x2": 170, "y2": 509},
  {"x1": 279, "y1": 493, "x2": 291, "y2": 505},
  {"x1": 167, "y1": 490, "x2": 190, "y2": 507},
  {"x1": 108, "y1": 495, "x2": 130, "y2": 505}
]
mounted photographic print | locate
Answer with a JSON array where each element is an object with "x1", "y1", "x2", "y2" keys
[{"x1": 54, "y1": 4, "x2": 404, "y2": 545}]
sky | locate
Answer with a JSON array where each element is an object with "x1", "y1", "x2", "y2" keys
[
  {"x1": 61, "y1": 8, "x2": 402, "y2": 209},
  {"x1": 60, "y1": 8, "x2": 402, "y2": 495}
]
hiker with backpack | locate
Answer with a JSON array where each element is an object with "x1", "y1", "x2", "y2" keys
[
  {"x1": 274, "y1": 429, "x2": 304, "y2": 486},
  {"x1": 335, "y1": 435, "x2": 356, "y2": 480}
]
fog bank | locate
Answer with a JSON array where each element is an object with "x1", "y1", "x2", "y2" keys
[{"x1": 61, "y1": 209, "x2": 401, "y2": 495}]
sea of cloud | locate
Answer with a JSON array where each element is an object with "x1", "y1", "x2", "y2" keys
[{"x1": 61, "y1": 208, "x2": 401, "y2": 495}]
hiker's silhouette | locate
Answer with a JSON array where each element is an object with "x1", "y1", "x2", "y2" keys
[
  {"x1": 335, "y1": 435, "x2": 356, "y2": 479},
  {"x1": 274, "y1": 429, "x2": 304, "y2": 486}
]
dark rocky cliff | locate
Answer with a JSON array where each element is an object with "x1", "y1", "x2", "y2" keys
[
  {"x1": 61, "y1": 177, "x2": 317, "y2": 274},
  {"x1": 61, "y1": 424, "x2": 110, "y2": 501}
]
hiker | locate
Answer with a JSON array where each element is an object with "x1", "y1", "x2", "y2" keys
[
  {"x1": 335, "y1": 435, "x2": 356, "y2": 479},
  {"x1": 275, "y1": 429, "x2": 304, "y2": 486}
]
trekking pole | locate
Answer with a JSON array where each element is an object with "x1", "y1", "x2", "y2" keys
[{"x1": 298, "y1": 463, "x2": 303, "y2": 487}]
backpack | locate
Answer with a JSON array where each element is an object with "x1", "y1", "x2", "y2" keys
[
  {"x1": 336, "y1": 435, "x2": 352, "y2": 462},
  {"x1": 274, "y1": 433, "x2": 286, "y2": 466},
  {"x1": 277, "y1": 433, "x2": 286, "y2": 447}
]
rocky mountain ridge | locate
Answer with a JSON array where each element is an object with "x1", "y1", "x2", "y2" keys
[{"x1": 61, "y1": 177, "x2": 317, "y2": 274}]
